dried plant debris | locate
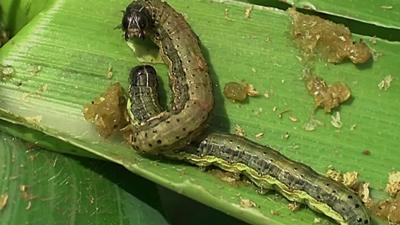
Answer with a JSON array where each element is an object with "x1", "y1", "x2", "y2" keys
[
  {"x1": 289, "y1": 8, "x2": 372, "y2": 64},
  {"x1": 208, "y1": 169, "x2": 242, "y2": 185},
  {"x1": 287, "y1": 202, "x2": 301, "y2": 212},
  {"x1": 326, "y1": 168, "x2": 372, "y2": 205},
  {"x1": 305, "y1": 74, "x2": 351, "y2": 113},
  {"x1": 326, "y1": 169, "x2": 359, "y2": 188},
  {"x1": 0, "y1": 194, "x2": 8, "y2": 210},
  {"x1": 373, "y1": 171, "x2": 400, "y2": 224},
  {"x1": 378, "y1": 75, "x2": 394, "y2": 91},
  {"x1": 240, "y1": 198, "x2": 257, "y2": 208},
  {"x1": 106, "y1": 65, "x2": 113, "y2": 79},
  {"x1": 234, "y1": 124, "x2": 245, "y2": 137},
  {"x1": 330, "y1": 112, "x2": 343, "y2": 129},
  {"x1": 343, "y1": 171, "x2": 359, "y2": 188},
  {"x1": 303, "y1": 117, "x2": 323, "y2": 131},
  {"x1": 244, "y1": 83, "x2": 259, "y2": 97},
  {"x1": 223, "y1": 82, "x2": 259, "y2": 102},
  {"x1": 374, "y1": 196, "x2": 400, "y2": 225},
  {"x1": 244, "y1": 6, "x2": 253, "y2": 19},
  {"x1": 357, "y1": 182, "x2": 372, "y2": 206},
  {"x1": 83, "y1": 83, "x2": 127, "y2": 137},
  {"x1": 1, "y1": 65, "x2": 15, "y2": 81},
  {"x1": 386, "y1": 171, "x2": 400, "y2": 197},
  {"x1": 326, "y1": 168, "x2": 343, "y2": 182}
]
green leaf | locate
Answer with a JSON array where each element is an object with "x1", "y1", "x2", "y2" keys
[
  {"x1": 0, "y1": 0, "x2": 399, "y2": 224},
  {"x1": 282, "y1": 0, "x2": 400, "y2": 29},
  {"x1": 0, "y1": 131, "x2": 170, "y2": 225}
]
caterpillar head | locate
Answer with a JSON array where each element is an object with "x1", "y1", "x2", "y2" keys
[
  {"x1": 122, "y1": 3, "x2": 151, "y2": 40},
  {"x1": 129, "y1": 65, "x2": 158, "y2": 88}
]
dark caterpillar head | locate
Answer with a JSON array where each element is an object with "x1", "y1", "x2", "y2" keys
[
  {"x1": 129, "y1": 65, "x2": 158, "y2": 88},
  {"x1": 121, "y1": 3, "x2": 151, "y2": 40}
]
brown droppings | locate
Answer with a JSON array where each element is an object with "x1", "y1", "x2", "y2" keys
[
  {"x1": 305, "y1": 74, "x2": 351, "y2": 113},
  {"x1": 373, "y1": 196, "x2": 400, "y2": 225},
  {"x1": 362, "y1": 150, "x2": 371, "y2": 156},
  {"x1": 289, "y1": 8, "x2": 372, "y2": 64},
  {"x1": 223, "y1": 82, "x2": 247, "y2": 102},
  {"x1": 223, "y1": 82, "x2": 259, "y2": 102},
  {"x1": 83, "y1": 83, "x2": 127, "y2": 137}
]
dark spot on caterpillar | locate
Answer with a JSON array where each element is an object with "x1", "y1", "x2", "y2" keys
[
  {"x1": 348, "y1": 195, "x2": 353, "y2": 199},
  {"x1": 157, "y1": 139, "x2": 162, "y2": 144},
  {"x1": 148, "y1": 143, "x2": 153, "y2": 147},
  {"x1": 152, "y1": 129, "x2": 158, "y2": 133},
  {"x1": 176, "y1": 136, "x2": 180, "y2": 139},
  {"x1": 176, "y1": 118, "x2": 180, "y2": 122},
  {"x1": 182, "y1": 127, "x2": 186, "y2": 131}
]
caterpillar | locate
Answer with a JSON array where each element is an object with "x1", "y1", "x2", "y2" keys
[
  {"x1": 127, "y1": 65, "x2": 371, "y2": 225},
  {"x1": 127, "y1": 65, "x2": 163, "y2": 124},
  {"x1": 121, "y1": 0, "x2": 214, "y2": 154}
]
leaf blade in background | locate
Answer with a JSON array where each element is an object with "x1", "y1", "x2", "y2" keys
[
  {"x1": 0, "y1": 131, "x2": 170, "y2": 225},
  {"x1": 282, "y1": 0, "x2": 400, "y2": 29}
]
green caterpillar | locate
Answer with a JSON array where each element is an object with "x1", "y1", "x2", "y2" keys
[{"x1": 122, "y1": 0, "x2": 214, "y2": 154}]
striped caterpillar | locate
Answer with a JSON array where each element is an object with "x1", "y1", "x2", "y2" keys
[
  {"x1": 127, "y1": 65, "x2": 371, "y2": 225},
  {"x1": 122, "y1": 1, "x2": 371, "y2": 224},
  {"x1": 121, "y1": 0, "x2": 214, "y2": 154}
]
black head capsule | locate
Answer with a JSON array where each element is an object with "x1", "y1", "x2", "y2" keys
[
  {"x1": 121, "y1": 2, "x2": 151, "y2": 40},
  {"x1": 129, "y1": 65, "x2": 158, "y2": 88}
]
